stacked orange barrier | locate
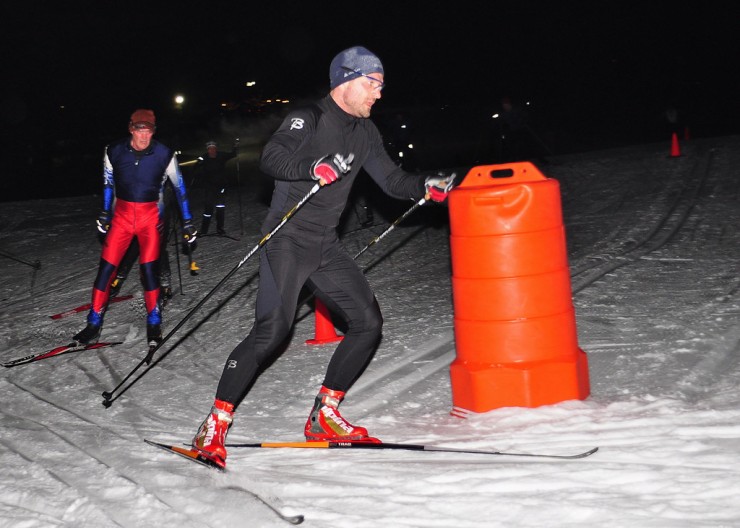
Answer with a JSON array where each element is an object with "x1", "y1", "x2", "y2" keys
[{"x1": 448, "y1": 162, "x2": 589, "y2": 415}]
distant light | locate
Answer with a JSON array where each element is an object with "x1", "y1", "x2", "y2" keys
[
  {"x1": 401, "y1": 124, "x2": 407, "y2": 129},
  {"x1": 407, "y1": 144, "x2": 414, "y2": 149},
  {"x1": 282, "y1": 99, "x2": 290, "y2": 104},
  {"x1": 398, "y1": 151, "x2": 404, "y2": 158},
  {"x1": 245, "y1": 81, "x2": 256, "y2": 87},
  {"x1": 492, "y1": 113, "x2": 500, "y2": 119},
  {"x1": 174, "y1": 95, "x2": 185, "y2": 105},
  {"x1": 59, "y1": 105, "x2": 65, "y2": 110}
]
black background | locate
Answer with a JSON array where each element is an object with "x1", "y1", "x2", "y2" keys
[{"x1": 2, "y1": 1, "x2": 738, "y2": 200}]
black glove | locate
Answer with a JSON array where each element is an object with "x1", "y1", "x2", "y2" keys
[
  {"x1": 183, "y1": 220, "x2": 198, "y2": 245},
  {"x1": 424, "y1": 172, "x2": 458, "y2": 202},
  {"x1": 311, "y1": 153, "x2": 354, "y2": 185},
  {"x1": 96, "y1": 211, "x2": 111, "y2": 235}
]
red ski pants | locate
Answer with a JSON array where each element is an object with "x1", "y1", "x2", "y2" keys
[{"x1": 91, "y1": 200, "x2": 161, "y2": 315}]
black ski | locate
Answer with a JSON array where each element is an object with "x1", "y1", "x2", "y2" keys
[
  {"x1": 228, "y1": 441, "x2": 599, "y2": 460},
  {"x1": 2, "y1": 341, "x2": 123, "y2": 368}
]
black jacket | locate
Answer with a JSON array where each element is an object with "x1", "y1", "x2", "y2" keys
[{"x1": 260, "y1": 95, "x2": 426, "y2": 230}]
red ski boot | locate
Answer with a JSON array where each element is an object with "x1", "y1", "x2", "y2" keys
[
  {"x1": 304, "y1": 386, "x2": 380, "y2": 443},
  {"x1": 192, "y1": 399, "x2": 234, "y2": 468}
]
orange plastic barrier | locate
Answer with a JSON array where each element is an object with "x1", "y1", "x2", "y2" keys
[{"x1": 448, "y1": 162, "x2": 590, "y2": 414}]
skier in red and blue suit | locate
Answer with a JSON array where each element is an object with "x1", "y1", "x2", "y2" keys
[{"x1": 73, "y1": 109, "x2": 197, "y2": 347}]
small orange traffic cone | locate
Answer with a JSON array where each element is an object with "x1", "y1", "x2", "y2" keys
[
  {"x1": 305, "y1": 298, "x2": 344, "y2": 345},
  {"x1": 670, "y1": 132, "x2": 681, "y2": 157}
]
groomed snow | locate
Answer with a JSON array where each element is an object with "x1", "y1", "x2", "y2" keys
[{"x1": 1, "y1": 135, "x2": 739, "y2": 527}]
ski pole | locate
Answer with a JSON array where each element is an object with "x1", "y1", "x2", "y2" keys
[
  {"x1": 0, "y1": 249, "x2": 41, "y2": 270},
  {"x1": 186, "y1": 243, "x2": 199, "y2": 276},
  {"x1": 352, "y1": 169, "x2": 461, "y2": 261},
  {"x1": 353, "y1": 196, "x2": 426, "y2": 260},
  {"x1": 299, "y1": 181, "x2": 455, "y2": 312},
  {"x1": 296, "y1": 195, "x2": 430, "y2": 314},
  {"x1": 182, "y1": 219, "x2": 199, "y2": 277},
  {"x1": 101, "y1": 182, "x2": 322, "y2": 407},
  {"x1": 171, "y1": 219, "x2": 184, "y2": 295},
  {"x1": 234, "y1": 138, "x2": 245, "y2": 236}
]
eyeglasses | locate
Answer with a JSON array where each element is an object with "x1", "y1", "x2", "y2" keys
[{"x1": 341, "y1": 66, "x2": 385, "y2": 92}]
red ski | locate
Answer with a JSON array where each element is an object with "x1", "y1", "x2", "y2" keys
[
  {"x1": 49, "y1": 295, "x2": 134, "y2": 320},
  {"x1": 2, "y1": 341, "x2": 123, "y2": 368},
  {"x1": 145, "y1": 439, "x2": 225, "y2": 471}
]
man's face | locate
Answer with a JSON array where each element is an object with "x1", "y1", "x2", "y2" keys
[
  {"x1": 334, "y1": 72, "x2": 384, "y2": 118},
  {"x1": 129, "y1": 126, "x2": 154, "y2": 150}
]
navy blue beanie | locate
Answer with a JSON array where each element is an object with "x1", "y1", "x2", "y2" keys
[{"x1": 329, "y1": 46, "x2": 384, "y2": 89}]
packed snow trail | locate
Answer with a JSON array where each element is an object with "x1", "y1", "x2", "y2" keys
[{"x1": 2, "y1": 137, "x2": 740, "y2": 527}]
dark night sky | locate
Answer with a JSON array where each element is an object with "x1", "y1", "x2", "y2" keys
[{"x1": 2, "y1": 1, "x2": 739, "y2": 198}]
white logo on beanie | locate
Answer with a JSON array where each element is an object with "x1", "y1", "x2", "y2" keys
[
  {"x1": 290, "y1": 118, "x2": 305, "y2": 130},
  {"x1": 329, "y1": 46, "x2": 384, "y2": 89}
]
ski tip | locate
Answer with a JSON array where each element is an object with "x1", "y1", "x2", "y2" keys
[
  {"x1": 145, "y1": 439, "x2": 226, "y2": 471},
  {"x1": 580, "y1": 446, "x2": 599, "y2": 458},
  {"x1": 221, "y1": 485, "x2": 305, "y2": 524},
  {"x1": 550, "y1": 446, "x2": 599, "y2": 459}
]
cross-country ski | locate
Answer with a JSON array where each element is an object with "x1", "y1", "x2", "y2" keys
[
  {"x1": 49, "y1": 295, "x2": 134, "y2": 320},
  {"x1": 2, "y1": 341, "x2": 123, "y2": 368},
  {"x1": 227, "y1": 441, "x2": 599, "y2": 460}
]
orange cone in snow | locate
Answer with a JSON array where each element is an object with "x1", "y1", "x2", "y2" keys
[
  {"x1": 670, "y1": 132, "x2": 681, "y2": 157},
  {"x1": 305, "y1": 299, "x2": 344, "y2": 345}
]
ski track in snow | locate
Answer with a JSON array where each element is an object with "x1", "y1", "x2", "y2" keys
[{"x1": 2, "y1": 137, "x2": 740, "y2": 526}]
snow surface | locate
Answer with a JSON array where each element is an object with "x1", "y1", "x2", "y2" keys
[{"x1": 2, "y1": 136, "x2": 740, "y2": 527}]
